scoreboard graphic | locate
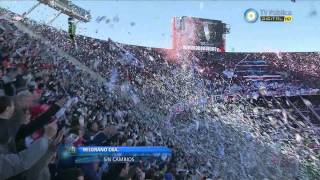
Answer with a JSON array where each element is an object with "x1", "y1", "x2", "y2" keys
[{"x1": 172, "y1": 16, "x2": 229, "y2": 52}]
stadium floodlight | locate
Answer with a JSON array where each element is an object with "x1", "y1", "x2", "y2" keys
[{"x1": 37, "y1": 0, "x2": 91, "y2": 22}]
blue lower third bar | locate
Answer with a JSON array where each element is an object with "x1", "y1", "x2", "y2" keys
[{"x1": 75, "y1": 146, "x2": 172, "y2": 156}]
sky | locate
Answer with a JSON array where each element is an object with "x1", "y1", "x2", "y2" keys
[{"x1": 0, "y1": 0, "x2": 320, "y2": 52}]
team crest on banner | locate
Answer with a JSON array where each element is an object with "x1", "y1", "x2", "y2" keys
[{"x1": 203, "y1": 23, "x2": 210, "y2": 41}]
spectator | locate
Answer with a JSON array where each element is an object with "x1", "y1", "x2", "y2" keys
[
  {"x1": 102, "y1": 163, "x2": 130, "y2": 180},
  {"x1": 57, "y1": 168, "x2": 84, "y2": 180},
  {"x1": 0, "y1": 96, "x2": 57, "y2": 179},
  {"x1": 84, "y1": 121, "x2": 99, "y2": 141}
]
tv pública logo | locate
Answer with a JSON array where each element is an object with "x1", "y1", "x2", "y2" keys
[{"x1": 244, "y1": 9, "x2": 259, "y2": 23}]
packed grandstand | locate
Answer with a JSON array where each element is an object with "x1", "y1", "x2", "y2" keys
[{"x1": 1, "y1": 7, "x2": 320, "y2": 180}]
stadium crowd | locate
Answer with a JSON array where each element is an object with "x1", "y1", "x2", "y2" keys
[
  {"x1": 1, "y1": 7, "x2": 320, "y2": 180},
  {"x1": 0, "y1": 16, "x2": 188, "y2": 180},
  {"x1": 27, "y1": 16, "x2": 320, "y2": 99}
]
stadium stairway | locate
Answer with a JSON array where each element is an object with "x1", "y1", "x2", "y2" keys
[
  {"x1": 300, "y1": 96, "x2": 320, "y2": 123},
  {"x1": 285, "y1": 96, "x2": 320, "y2": 132}
]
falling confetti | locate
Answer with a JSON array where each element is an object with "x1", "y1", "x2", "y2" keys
[
  {"x1": 199, "y1": 2, "x2": 204, "y2": 11},
  {"x1": 113, "y1": 14, "x2": 120, "y2": 23},
  {"x1": 309, "y1": 10, "x2": 317, "y2": 17},
  {"x1": 1, "y1": 6, "x2": 320, "y2": 179},
  {"x1": 95, "y1": 16, "x2": 106, "y2": 23}
]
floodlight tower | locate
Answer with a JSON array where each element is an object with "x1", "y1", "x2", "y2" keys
[{"x1": 22, "y1": 0, "x2": 91, "y2": 24}]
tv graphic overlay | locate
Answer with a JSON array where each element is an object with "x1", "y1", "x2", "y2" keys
[
  {"x1": 244, "y1": 8, "x2": 259, "y2": 23},
  {"x1": 60, "y1": 146, "x2": 172, "y2": 164},
  {"x1": 260, "y1": 15, "x2": 293, "y2": 22},
  {"x1": 245, "y1": 8, "x2": 293, "y2": 23}
]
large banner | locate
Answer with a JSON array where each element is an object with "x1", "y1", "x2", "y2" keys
[
  {"x1": 173, "y1": 17, "x2": 228, "y2": 52},
  {"x1": 194, "y1": 21, "x2": 223, "y2": 46}
]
